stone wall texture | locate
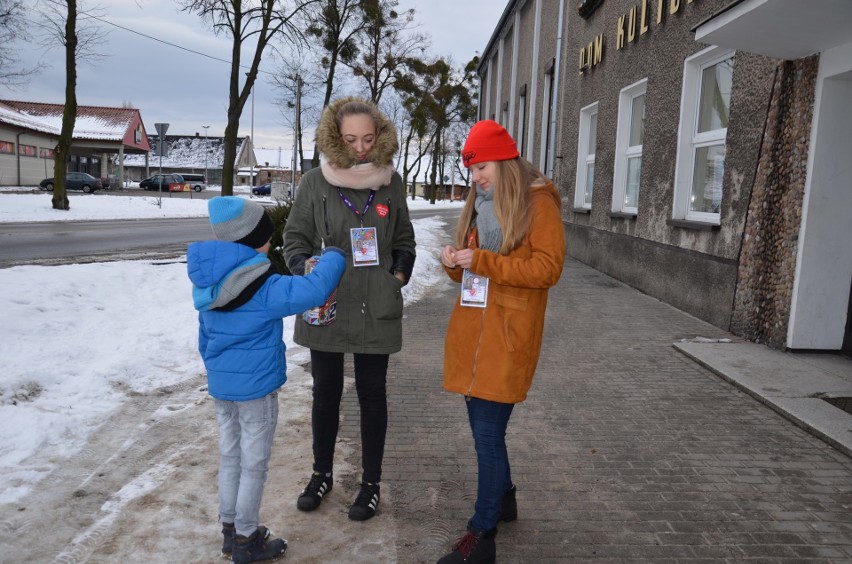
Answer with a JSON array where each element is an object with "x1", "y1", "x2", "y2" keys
[{"x1": 730, "y1": 56, "x2": 820, "y2": 349}]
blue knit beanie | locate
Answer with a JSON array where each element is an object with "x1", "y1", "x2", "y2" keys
[{"x1": 207, "y1": 196, "x2": 274, "y2": 248}]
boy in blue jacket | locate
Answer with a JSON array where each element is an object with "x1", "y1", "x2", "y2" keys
[{"x1": 187, "y1": 196, "x2": 345, "y2": 563}]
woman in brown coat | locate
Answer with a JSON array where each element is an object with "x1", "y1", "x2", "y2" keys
[{"x1": 438, "y1": 120, "x2": 565, "y2": 564}]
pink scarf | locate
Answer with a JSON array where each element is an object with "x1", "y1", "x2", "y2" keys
[{"x1": 321, "y1": 160, "x2": 394, "y2": 190}]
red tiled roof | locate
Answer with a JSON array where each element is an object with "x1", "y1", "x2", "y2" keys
[{"x1": 0, "y1": 100, "x2": 141, "y2": 141}]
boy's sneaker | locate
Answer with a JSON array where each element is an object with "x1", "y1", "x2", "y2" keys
[
  {"x1": 221, "y1": 522, "x2": 235, "y2": 559},
  {"x1": 348, "y1": 481, "x2": 380, "y2": 521},
  {"x1": 297, "y1": 472, "x2": 333, "y2": 511},
  {"x1": 231, "y1": 526, "x2": 287, "y2": 564}
]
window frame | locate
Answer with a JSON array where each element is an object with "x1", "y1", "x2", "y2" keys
[
  {"x1": 672, "y1": 46, "x2": 736, "y2": 224},
  {"x1": 612, "y1": 78, "x2": 648, "y2": 215},
  {"x1": 574, "y1": 101, "x2": 599, "y2": 210}
]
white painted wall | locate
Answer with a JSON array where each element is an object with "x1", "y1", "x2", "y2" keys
[{"x1": 788, "y1": 41, "x2": 852, "y2": 349}]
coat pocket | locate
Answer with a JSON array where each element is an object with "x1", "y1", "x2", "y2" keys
[
  {"x1": 371, "y1": 269, "x2": 404, "y2": 321},
  {"x1": 493, "y1": 292, "x2": 529, "y2": 353}
]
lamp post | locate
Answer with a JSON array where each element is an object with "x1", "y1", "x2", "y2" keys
[{"x1": 202, "y1": 125, "x2": 209, "y2": 186}]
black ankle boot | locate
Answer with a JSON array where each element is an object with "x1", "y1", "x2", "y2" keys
[
  {"x1": 231, "y1": 526, "x2": 287, "y2": 564},
  {"x1": 500, "y1": 485, "x2": 517, "y2": 522},
  {"x1": 437, "y1": 524, "x2": 497, "y2": 564},
  {"x1": 221, "y1": 522, "x2": 235, "y2": 558}
]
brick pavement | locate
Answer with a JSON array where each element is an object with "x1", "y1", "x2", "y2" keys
[{"x1": 337, "y1": 256, "x2": 852, "y2": 563}]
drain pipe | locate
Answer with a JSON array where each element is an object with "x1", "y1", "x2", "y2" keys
[
  {"x1": 16, "y1": 131, "x2": 24, "y2": 186},
  {"x1": 547, "y1": 0, "x2": 566, "y2": 179}
]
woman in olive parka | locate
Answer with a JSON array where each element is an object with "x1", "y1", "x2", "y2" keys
[{"x1": 282, "y1": 97, "x2": 415, "y2": 522}]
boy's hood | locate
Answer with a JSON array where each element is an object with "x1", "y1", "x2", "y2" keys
[{"x1": 186, "y1": 240, "x2": 265, "y2": 288}]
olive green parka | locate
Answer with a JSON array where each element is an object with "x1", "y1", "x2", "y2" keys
[{"x1": 282, "y1": 97, "x2": 416, "y2": 354}]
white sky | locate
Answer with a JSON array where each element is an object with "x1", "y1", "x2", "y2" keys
[
  {"x1": 2, "y1": 0, "x2": 506, "y2": 151},
  {"x1": 0, "y1": 190, "x2": 461, "y2": 504}
]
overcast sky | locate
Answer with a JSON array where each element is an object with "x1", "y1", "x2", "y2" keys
[{"x1": 3, "y1": 0, "x2": 506, "y2": 153}]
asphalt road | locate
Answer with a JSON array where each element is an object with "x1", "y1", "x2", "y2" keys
[
  {"x1": 0, "y1": 217, "x2": 213, "y2": 267},
  {"x1": 0, "y1": 197, "x2": 459, "y2": 268}
]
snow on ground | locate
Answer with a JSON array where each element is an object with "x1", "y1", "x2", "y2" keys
[{"x1": 0, "y1": 192, "x2": 461, "y2": 505}]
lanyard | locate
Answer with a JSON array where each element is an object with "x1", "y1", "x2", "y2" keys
[{"x1": 338, "y1": 188, "x2": 376, "y2": 223}]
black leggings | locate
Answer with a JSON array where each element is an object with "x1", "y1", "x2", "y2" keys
[{"x1": 310, "y1": 350, "x2": 389, "y2": 484}]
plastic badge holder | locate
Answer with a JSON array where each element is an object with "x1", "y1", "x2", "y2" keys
[{"x1": 302, "y1": 256, "x2": 337, "y2": 326}]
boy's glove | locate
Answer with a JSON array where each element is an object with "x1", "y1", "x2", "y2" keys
[{"x1": 322, "y1": 246, "x2": 345, "y2": 258}]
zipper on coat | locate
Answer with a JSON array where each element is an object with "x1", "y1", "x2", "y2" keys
[
  {"x1": 466, "y1": 307, "x2": 487, "y2": 398},
  {"x1": 322, "y1": 195, "x2": 330, "y2": 238}
]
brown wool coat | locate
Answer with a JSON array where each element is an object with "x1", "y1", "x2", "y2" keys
[{"x1": 443, "y1": 180, "x2": 565, "y2": 404}]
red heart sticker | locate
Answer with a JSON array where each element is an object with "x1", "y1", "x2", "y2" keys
[{"x1": 376, "y1": 204, "x2": 389, "y2": 218}]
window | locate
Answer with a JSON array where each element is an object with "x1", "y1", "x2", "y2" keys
[
  {"x1": 0, "y1": 141, "x2": 14, "y2": 154},
  {"x1": 612, "y1": 79, "x2": 647, "y2": 214},
  {"x1": 574, "y1": 102, "x2": 599, "y2": 209},
  {"x1": 673, "y1": 46, "x2": 735, "y2": 223},
  {"x1": 18, "y1": 144, "x2": 37, "y2": 157},
  {"x1": 39, "y1": 147, "x2": 55, "y2": 159}
]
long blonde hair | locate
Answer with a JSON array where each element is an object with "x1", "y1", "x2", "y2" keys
[{"x1": 455, "y1": 157, "x2": 545, "y2": 253}]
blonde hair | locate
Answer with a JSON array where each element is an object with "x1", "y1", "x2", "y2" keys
[
  {"x1": 454, "y1": 157, "x2": 546, "y2": 254},
  {"x1": 334, "y1": 100, "x2": 381, "y2": 132}
]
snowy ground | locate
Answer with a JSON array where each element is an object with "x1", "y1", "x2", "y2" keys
[{"x1": 0, "y1": 191, "x2": 460, "y2": 562}]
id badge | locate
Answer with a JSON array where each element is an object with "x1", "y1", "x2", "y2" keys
[
  {"x1": 350, "y1": 227, "x2": 380, "y2": 267},
  {"x1": 460, "y1": 269, "x2": 488, "y2": 307}
]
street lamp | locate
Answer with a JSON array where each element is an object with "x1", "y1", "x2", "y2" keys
[{"x1": 202, "y1": 125, "x2": 209, "y2": 186}]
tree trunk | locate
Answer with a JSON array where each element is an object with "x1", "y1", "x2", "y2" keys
[{"x1": 53, "y1": 0, "x2": 78, "y2": 211}]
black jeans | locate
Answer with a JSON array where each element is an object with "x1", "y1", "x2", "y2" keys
[{"x1": 310, "y1": 349, "x2": 389, "y2": 484}]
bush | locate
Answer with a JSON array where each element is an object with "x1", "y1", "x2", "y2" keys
[{"x1": 266, "y1": 201, "x2": 292, "y2": 274}]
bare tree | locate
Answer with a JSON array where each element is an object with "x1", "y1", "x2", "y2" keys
[
  {"x1": 302, "y1": 0, "x2": 366, "y2": 167},
  {"x1": 395, "y1": 56, "x2": 478, "y2": 203},
  {"x1": 270, "y1": 51, "x2": 325, "y2": 173},
  {"x1": 348, "y1": 0, "x2": 426, "y2": 105},
  {"x1": 37, "y1": 0, "x2": 107, "y2": 210},
  {"x1": 181, "y1": 0, "x2": 315, "y2": 195},
  {"x1": 0, "y1": 0, "x2": 43, "y2": 87}
]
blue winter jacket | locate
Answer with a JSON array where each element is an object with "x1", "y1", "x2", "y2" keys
[{"x1": 187, "y1": 240, "x2": 345, "y2": 401}]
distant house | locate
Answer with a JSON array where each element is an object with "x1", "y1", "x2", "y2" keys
[
  {"x1": 121, "y1": 134, "x2": 256, "y2": 187},
  {"x1": 411, "y1": 181, "x2": 469, "y2": 202},
  {"x1": 0, "y1": 100, "x2": 149, "y2": 187}
]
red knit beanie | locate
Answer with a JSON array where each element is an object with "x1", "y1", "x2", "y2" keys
[{"x1": 461, "y1": 120, "x2": 519, "y2": 167}]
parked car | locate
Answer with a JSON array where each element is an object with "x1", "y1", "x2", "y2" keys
[
  {"x1": 39, "y1": 172, "x2": 103, "y2": 193},
  {"x1": 139, "y1": 174, "x2": 187, "y2": 191},
  {"x1": 179, "y1": 173, "x2": 207, "y2": 192},
  {"x1": 252, "y1": 183, "x2": 271, "y2": 196}
]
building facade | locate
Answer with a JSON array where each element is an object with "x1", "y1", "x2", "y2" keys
[
  {"x1": 0, "y1": 101, "x2": 149, "y2": 187},
  {"x1": 477, "y1": 0, "x2": 852, "y2": 354},
  {"x1": 122, "y1": 134, "x2": 256, "y2": 187}
]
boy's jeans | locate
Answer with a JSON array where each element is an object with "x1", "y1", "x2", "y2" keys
[
  {"x1": 215, "y1": 392, "x2": 279, "y2": 537},
  {"x1": 466, "y1": 396, "x2": 515, "y2": 531}
]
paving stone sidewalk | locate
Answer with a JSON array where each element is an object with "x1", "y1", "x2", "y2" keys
[{"x1": 338, "y1": 257, "x2": 852, "y2": 563}]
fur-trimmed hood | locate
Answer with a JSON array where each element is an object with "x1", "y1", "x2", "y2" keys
[{"x1": 315, "y1": 96, "x2": 399, "y2": 169}]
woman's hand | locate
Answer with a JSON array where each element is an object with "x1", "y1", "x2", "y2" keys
[
  {"x1": 442, "y1": 246, "x2": 474, "y2": 269},
  {"x1": 452, "y1": 248, "x2": 474, "y2": 269},
  {"x1": 441, "y1": 245, "x2": 459, "y2": 269}
]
